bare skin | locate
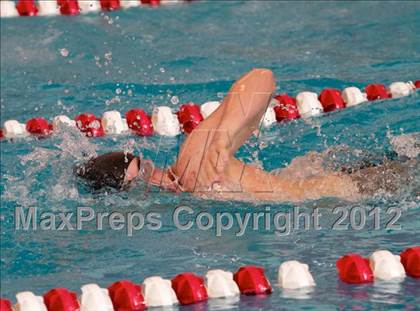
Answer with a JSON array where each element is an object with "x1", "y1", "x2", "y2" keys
[{"x1": 127, "y1": 69, "x2": 361, "y2": 202}]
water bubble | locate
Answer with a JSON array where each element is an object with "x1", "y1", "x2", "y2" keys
[
  {"x1": 105, "y1": 96, "x2": 121, "y2": 106},
  {"x1": 259, "y1": 141, "x2": 268, "y2": 149},
  {"x1": 170, "y1": 96, "x2": 179, "y2": 105},
  {"x1": 95, "y1": 56, "x2": 102, "y2": 68},
  {"x1": 60, "y1": 48, "x2": 69, "y2": 57},
  {"x1": 104, "y1": 52, "x2": 113, "y2": 61},
  {"x1": 159, "y1": 67, "x2": 166, "y2": 73}
]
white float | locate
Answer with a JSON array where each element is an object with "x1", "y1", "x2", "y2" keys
[
  {"x1": 161, "y1": 0, "x2": 184, "y2": 4},
  {"x1": 200, "y1": 101, "x2": 221, "y2": 119},
  {"x1": 341, "y1": 87, "x2": 367, "y2": 107},
  {"x1": 151, "y1": 106, "x2": 181, "y2": 136},
  {"x1": 0, "y1": 1, "x2": 18, "y2": 17},
  {"x1": 143, "y1": 276, "x2": 179, "y2": 307},
  {"x1": 15, "y1": 291, "x2": 47, "y2": 311},
  {"x1": 389, "y1": 82, "x2": 415, "y2": 98},
  {"x1": 121, "y1": 118, "x2": 129, "y2": 132},
  {"x1": 52, "y1": 115, "x2": 76, "y2": 129},
  {"x1": 80, "y1": 284, "x2": 114, "y2": 311},
  {"x1": 277, "y1": 260, "x2": 316, "y2": 289},
  {"x1": 3, "y1": 120, "x2": 29, "y2": 138},
  {"x1": 120, "y1": 0, "x2": 141, "y2": 8},
  {"x1": 261, "y1": 106, "x2": 276, "y2": 127},
  {"x1": 101, "y1": 111, "x2": 127, "y2": 135},
  {"x1": 78, "y1": 0, "x2": 101, "y2": 13},
  {"x1": 206, "y1": 269, "x2": 240, "y2": 298},
  {"x1": 37, "y1": 0, "x2": 59, "y2": 16},
  {"x1": 295, "y1": 92, "x2": 323, "y2": 117},
  {"x1": 369, "y1": 250, "x2": 406, "y2": 281}
]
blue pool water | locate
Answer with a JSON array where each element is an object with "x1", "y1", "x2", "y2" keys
[{"x1": 1, "y1": 1, "x2": 420, "y2": 309}]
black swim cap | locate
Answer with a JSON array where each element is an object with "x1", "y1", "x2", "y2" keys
[{"x1": 75, "y1": 152, "x2": 137, "y2": 190}]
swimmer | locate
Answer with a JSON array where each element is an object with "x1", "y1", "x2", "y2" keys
[{"x1": 75, "y1": 69, "x2": 418, "y2": 202}]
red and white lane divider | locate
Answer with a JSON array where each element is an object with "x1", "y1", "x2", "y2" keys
[
  {"x1": 337, "y1": 247, "x2": 420, "y2": 284},
  {"x1": 0, "y1": 0, "x2": 189, "y2": 18},
  {"x1": 1, "y1": 80, "x2": 419, "y2": 141},
  {"x1": 0, "y1": 247, "x2": 418, "y2": 310}
]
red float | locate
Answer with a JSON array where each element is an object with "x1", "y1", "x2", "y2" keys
[
  {"x1": 400, "y1": 247, "x2": 420, "y2": 278},
  {"x1": 125, "y1": 109, "x2": 154, "y2": 136},
  {"x1": 233, "y1": 266, "x2": 272, "y2": 295},
  {"x1": 414, "y1": 80, "x2": 420, "y2": 88},
  {"x1": 16, "y1": 0, "x2": 38, "y2": 16},
  {"x1": 365, "y1": 84, "x2": 390, "y2": 101},
  {"x1": 336, "y1": 253, "x2": 374, "y2": 284},
  {"x1": 177, "y1": 103, "x2": 204, "y2": 134},
  {"x1": 75, "y1": 113, "x2": 105, "y2": 137},
  {"x1": 108, "y1": 280, "x2": 146, "y2": 311},
  {"x1": 43, "y1": 288, "x2": 80, "y2": 311},
  {"x1": 319, "y1": 88, "x2": 346, "y2": 112},
  {"x1": 0, "y1": 299, "x2": 12, "y2": 311},
  {"x1": 0, "y1": 129, "x2": 4, "y2": 139},
  {"x1": 59, "y1": 0, "x2": 80, "y2": 15},
  {"x1": 100, "y1": 0, "x2": 121, "y2": 11},
  {"x1": 273, "y1": 94, "x2": 300, "y2": 121},
  {"x1": 171, "y1": 272, "x2": 208, "y2": 305},
  {"x1": 141, "y1": 0, "x2": 161, "y2": 6},
  {"x1": 26, "y1": 118, "x2": 53, "y2": 136}
]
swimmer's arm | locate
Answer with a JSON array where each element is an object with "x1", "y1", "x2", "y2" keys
[
  {"x1": 226, "y1": 158, "x2": 359, "y2": 202},
  {"x1": 216, "y1": 69, "x2": 276, "y2": 153},
  {"x1": 174, "y1": 69, "x2": 276, "y2": 191}
]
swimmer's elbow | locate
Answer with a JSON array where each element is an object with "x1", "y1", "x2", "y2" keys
[
  {"x1": 251, "y1": 68, "x2": 273, "y2": 76},
  {"x1": 252, "y1": 68, "x2": 274, "y2": 77},
  {"x1": 250, "y1": 68, "x2": 275, "y2": 90}
]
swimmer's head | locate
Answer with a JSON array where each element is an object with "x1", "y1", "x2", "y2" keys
[{"x1": 74, "y1": 151, "x2": 140, "y2": 190}]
